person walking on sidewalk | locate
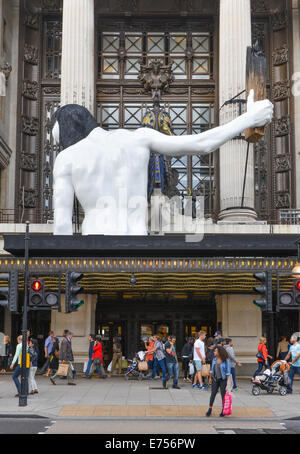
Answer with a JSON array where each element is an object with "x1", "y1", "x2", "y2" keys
[
  {"x1": 83, "y1": 334, "x2": 95, "y2": 378},
  {"x1": 145, "y1": 336, "x2": 155, "y2": 377},
  {"x1": 152, "y1": 334, "x2": 167, "y2": 382},
  {"x1": 39, "y1": 330, "x2": 55, "y2": 376},
  {"x1": 182, "y1": 337, "x2": 193, "y2": 383},
  {"x1": 110, "y1": 337, "x2": 122, "y2": 375},
  {"x1": 88, "y1": 336, "x2": 106, "y2": 378},
  {"x1": 28, "y1": 338, "x2": 39, "y2": 395},
  {"x1": 163, "y1": 335, "x2": 180, "y2": 389},
  {"x1": 206, "y1": 346, "x2": 231, "y2": 418},
  {"x1": 193, "y1": 331, "x2": 207, "y2": 389},
  {"x1": 224, "y1": 338, "x2": 242, "y2": 391},
  {"x1": 285, "y1": 334, "x2": 300, "y2": 394},
  {"x1": 253, "y1": 337, "x2": 272, "y2": 378},
  {"x1": 50, "y1": 331, "x2": 76, "y2": 386},
  {"x1": 277, "y1": 335, "x2": 290, "y2": 360},
  {"x1": 49, "y1": 337, "x2": 60, "y2": 377},
  {"x1": 10, "y1": 335, "x2": 29, "y2": 397},
  {"x1": 1, "y1": 335, "x2": 12, "y2": 373}
]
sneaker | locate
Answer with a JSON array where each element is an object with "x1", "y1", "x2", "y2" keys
[
  {"x1": 199, "y1": 385, "x2": 207, "y2": 390},
  {"x1": 232, "y1": 387, "x2": 239, "y2": 392},
  {"x1": 172, "y1": 386, "x2": 181, "y2": 389},
  {"x1": 192, "y1": 384, "x2": 200, "y2": 389}
]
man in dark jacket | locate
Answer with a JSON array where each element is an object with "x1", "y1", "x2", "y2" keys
[
  {"x1": 50, "y1": 331, "x2": 76, "y2": 385},
  {"x1": 182, "y1": 337, "x2": 193, "y2": 383}
]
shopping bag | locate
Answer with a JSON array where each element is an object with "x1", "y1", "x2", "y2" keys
[
  {"x1": 201, "y1": 364, "x2": 210, "y2": 377},
  {"x1": 57, "y1": 362, "x2": 69, "y2": 376},
  {"x1": 223, "y1": 392, "x2": 232, "y2": 416},
  {"x1": 189, "y1": 362, "x2": 195, "y2": 375},
  {"x1": 107, "y1": 361, "x2": 112, "y2": 372},
  {"x1": 138, "y1": 361, "x2": 148, "y2": 371}
]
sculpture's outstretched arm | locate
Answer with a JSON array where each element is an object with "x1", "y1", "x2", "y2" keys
[
  {"x1": 53, "y1": 154, "x2": 74, "y2": 235},
  {"x1": 138, "y1": 90, "x2": 273, "y2": 157}
]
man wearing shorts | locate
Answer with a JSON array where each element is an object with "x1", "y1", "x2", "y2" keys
[{"x1": 193, "y1": 331, "x2": 207, "y2": 389}]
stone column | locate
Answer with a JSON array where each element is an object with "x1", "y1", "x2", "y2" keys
[
  {"x1": 61, "y1": 0, "x2": 95, "y2": 114},
  {"x1": 218, "y1": 0, "x2": 256, "y2": 222}
]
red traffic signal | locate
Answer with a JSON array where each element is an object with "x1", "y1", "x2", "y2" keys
[
  {"x1": 295, "y1": 280, "x2": 300, "y2": 292},
  {"x1": 31, "y1": 280, "x2": 43, "y2": 292}
]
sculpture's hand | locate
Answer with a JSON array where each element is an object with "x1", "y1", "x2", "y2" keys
[{"x1": 246, "y1": 89, "x2": 274, "y2": 128}]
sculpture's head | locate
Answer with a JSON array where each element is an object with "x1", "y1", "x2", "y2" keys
[{"x1": 50, "y1": 104, "x2": 98, "y2": 150}]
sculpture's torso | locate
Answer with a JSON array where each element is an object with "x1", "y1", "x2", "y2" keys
[{"x1": 55, "y1": 127, "x2": 150, "y2": 235}]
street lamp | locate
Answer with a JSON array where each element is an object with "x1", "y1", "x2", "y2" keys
[{"x1": 292, "y1": 239, "x2": 300, "y2": 278}]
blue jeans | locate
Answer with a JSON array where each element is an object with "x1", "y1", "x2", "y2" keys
[
  {"x1": 151, "y1": 357, "x2": 161, "y2": 378},
  {"x1": 288, "y1": 365, "x2": 300, "y2": 392},
  {"x1": 157, "y1": 359, "x2": 166, "y2": 380},
  {"x1": 166, "y1": 362, "x2": 179, "y2": 387},
  {"x1": 13, "y1": 365, "x2": 29, "y2": 395},
  {"x1": 85, "y1": 358, "x2": 93, "y2": 377},
  {"x1": 231, "y1": 367, "x2": 237, "y2": 388},
  {"x1": 253, "y1": 361, "x2": 268, "y2": 378}
]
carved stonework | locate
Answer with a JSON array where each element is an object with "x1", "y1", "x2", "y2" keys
[
  {"x1": 0, "y1": 62, "x2": 12, "y2": 83},
  {"x1": 19, "y1": 189, "x2": 37, "y2": 209},
  {"x1": 139, "y1": 60, "x2": 175, "y2": 99},
  {"x1": 271, "y1": 11, "x2": 287, "y2": 32},
  {"x1": 274, "y1": 116, "x2": 290, "y2": 137},
  {"x1": 22, "y1": 80, "x2": 39, "y2": 100},
  {"x1": 41, "y1": 0, "x2": 62, "y2": 11},
  {"x1": 275, "y1": 155, "x2": 291, "y2": 173},
  {"x1": 43, "y1": 86, "x2": 61, "y2": 95},
  {"x1": 272, "y1": 80, "x2": 290, "y2": 102},
  {"x1": 20, "y1": 153, "x2": 37, "y2": 172},
  {"x1": 275, "y1": 193, "x2": 290, "y2": 209},
  {"x1": 273, "y1": 44, "x2": 288, "y2": 66},
  {"x1": 22, "y1": 116, "x2": 39, "y2": 136},
  {"x1": 24, "y1": 13, "x2": 38, "y2": 30},
  {"x1": 251, "y1": 0, "x2": 267, "y2": 13},
  {"x1": 24, "y1": 44, "x2": 39, "y2": 65}
]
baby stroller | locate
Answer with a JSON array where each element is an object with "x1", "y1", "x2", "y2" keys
[
  {"x1": 124, "y1": 351, "x2": 148, "y2": 381},
  {"x1": 251, "y1": 360, "x2": 290, "y2": 396}
]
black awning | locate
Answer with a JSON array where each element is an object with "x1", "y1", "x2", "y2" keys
[{"x1": 3, "y1": 233, "x2": 300, "y2": 258}]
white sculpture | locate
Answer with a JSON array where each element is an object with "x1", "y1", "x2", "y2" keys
[{"x1": 52, "y1": 90, "x2": 273, "y2": 236}]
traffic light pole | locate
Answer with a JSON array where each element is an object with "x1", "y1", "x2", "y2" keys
[{"x1": 19, "y1": 222, "x2": 30, "y2": 407}]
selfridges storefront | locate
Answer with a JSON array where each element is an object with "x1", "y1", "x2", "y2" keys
[{"x1": 2, "y1": 0, "x2": 298, "y2": 371}]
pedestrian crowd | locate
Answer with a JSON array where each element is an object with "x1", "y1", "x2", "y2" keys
[{"x1": 2, "y1": 328, "x2": 300, "y2": 416}]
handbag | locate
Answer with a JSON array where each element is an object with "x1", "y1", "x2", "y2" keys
[
  {"x1": 256, "y1": 346, "x2": 264, "y2": 361},
  {"x1": 201, "y1": 364, "x2": 210, "y2": 377},
  {"x1": 223, "y1": 392, "x2": 232, "y2": 416},
  {"x1": 57, "y1": 362, "x2": 69, "y2": 376},
  {"x1": 138, "y1": 361, "x2": 148, "y2": 371}
]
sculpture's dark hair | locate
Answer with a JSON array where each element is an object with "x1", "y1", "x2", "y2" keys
[{"x1": 50, "y1": 104, "x2": 99, "y2": 150}]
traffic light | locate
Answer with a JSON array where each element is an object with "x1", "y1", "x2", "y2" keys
[
  {"x1": 253, "y1": 271, "x2": 273, "y2": 311},
  {"x1": 0, "y1": 271, "x2": 19, "y2": 312},
  {"x1": 277, "y1": 279, "x2": 300, "y2": 311},
  {"x1": 29, "y1": 279, "x2": 45, "y2": 308},
  {"x1": 65, "y1": 271, "x2": 84, "y2": 313},
  {"x1": 29, "y1": 278, "x2": 60, "y2": 310}
]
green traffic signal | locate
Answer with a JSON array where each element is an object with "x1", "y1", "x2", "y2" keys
[{"x1": 253, "y1": 271, "x2": 272, "y2": 312}]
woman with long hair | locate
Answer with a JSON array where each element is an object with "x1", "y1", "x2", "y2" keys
[
  {"x1": 206, "y1": 346, "x2": 231, "y2": 417},
  {"x1": 253, "y1": 336, "x2": 272, "y2": 378}
]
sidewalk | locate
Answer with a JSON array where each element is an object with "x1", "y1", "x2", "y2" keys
[{"x1": 0, "y1": 375, "x2": 300, "y2": 420}]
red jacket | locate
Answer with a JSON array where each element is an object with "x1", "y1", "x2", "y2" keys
[
  {"x1": 92, "y1": 343, "x2": 103, "y2": 362},
  {"x1": 257, "y1": 343, "x2": 268, "y2": 362}
]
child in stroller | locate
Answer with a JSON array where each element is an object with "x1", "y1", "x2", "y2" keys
[
  {"x1": 125, "y1": 351, "x2": 148, "y2": 381},
  {"x1": 251, "y1": 360, "x2": 290, "y2": 396}
]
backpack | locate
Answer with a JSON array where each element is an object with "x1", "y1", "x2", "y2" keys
[{"x1": 206, "y1": 347, "x2": 214, "y2": 363}]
